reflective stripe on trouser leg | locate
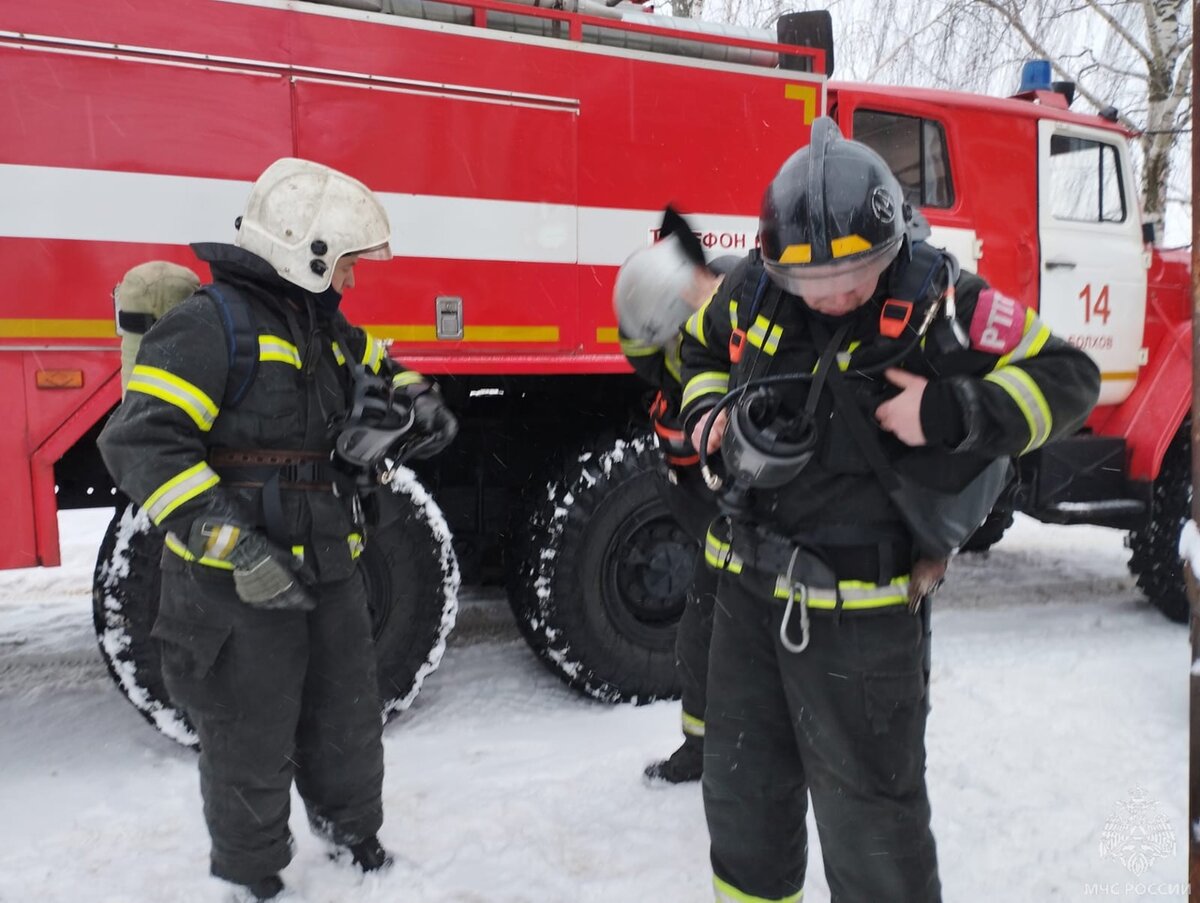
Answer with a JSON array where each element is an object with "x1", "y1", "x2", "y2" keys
[
  {"x1": 774, "y1": 586, "x2": 941, "y2": 902},
  {"x1": 295, "y1": 568, "x2": 385, "y2": 845},
  {"x1": 703, "y1": 572, "x2": 809, "y2": 902}
]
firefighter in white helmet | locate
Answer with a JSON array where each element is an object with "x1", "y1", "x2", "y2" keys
[
  {"x1": 613, "y1": 207, "x2": 737, "y2": 784},
  {"x1": 678, "y1": 118, "x2": 1100, "y2": 902},
  {"x1": 99, "y1": 158, "x2": 457, "y2": 901}
]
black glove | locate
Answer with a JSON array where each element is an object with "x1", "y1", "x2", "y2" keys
[
  {"x1": 228, "y1": 531, "x2": 316, "y2": 611},
  {"x1": 405, "y1": 388, "x2": 459, "y2": 460}
]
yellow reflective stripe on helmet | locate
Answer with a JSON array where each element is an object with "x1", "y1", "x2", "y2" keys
[
  {"x1": 747, "y1": 315, "x2": 783, "y2": 355},
  {"x1": 392, "y1": 370, "x2": 425, "y2": 389},
  {"x1": 126, "y1": 365, "x2": 218, "y2": 432},
  {"x1": 258, "y1": 335, "x2": 301, "y2": 368},
  {"x1": 777, "y1": 244, "x2": 812, "y2": 265},
  {"x1": 143, "y1": 462, "x2": 220, "y2": 525},
  {"x1": 164, "y1": 532, "x2": 235, "y2": 569},
  {"x1": 348, "y1": 533, "x2": 364, "y2": 560},
  {"x1": 830, "y1": 234, "x2": 871, "y2": 257},
  {"x1": 620, "y1": 335, "x2": 660, "y2": 358},
  {"x1": 714, "y1": 875, "x2": 803, "y2": 902},
  {"x1": 682, "y1": 372, "x2": 730, "y2": 410},
  {"x1": 682, "y1": 710, "x2": 706, "y2": 738},
  {"x1": 772, "y1": 575, "x2": 910, "y2": 610},
  {"x1": 361, "y1": 331, "x2": 386, "y2": 373},
  {"x1": 704, "y1": 528, "x2": 743, "y2": 574},
  {"x1": 995, "y1": 309, "x2": 1052, "y2": 369},
  {"x1": 984, "y1": 367, "x2": 1052, "y2": 453}
]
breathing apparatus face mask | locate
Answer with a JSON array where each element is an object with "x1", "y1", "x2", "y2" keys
[
  {"x1": 719, "y1": 387, "x2": 820, "y2": 491},
  {"x1": 334, "y1": 370, "x2": 416, "y2": 476}
]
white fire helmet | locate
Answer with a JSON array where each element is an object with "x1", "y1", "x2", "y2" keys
[
  {"x1": 235, "y1": 157, "x2": 393, "y2": 293},
  {"x1": 613, "y1": 234, "x2": 700, "y2": 347}
]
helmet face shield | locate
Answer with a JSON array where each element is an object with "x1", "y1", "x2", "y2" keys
[
  {"x1": 355, "y1": 242, "x2": 393, "y2": 262},
  {"x1": 764, "y1": 236, "x2": 898, "y2": 300}
]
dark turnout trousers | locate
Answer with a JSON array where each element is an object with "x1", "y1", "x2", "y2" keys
[
  {"x1": 703, "y1": 571, "x2": 940, "y2": 903},
  {"x1": 676, "y1": 553, "x2": 718, "y2": 736},
  {"x1": 153, "y1": 561, "x2": 384, "y2": 884},
  {"x1": 659, "y1": 469, "x2": 720, "y2": 737}
]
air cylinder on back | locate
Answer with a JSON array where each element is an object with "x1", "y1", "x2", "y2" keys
[{"x1": 113, "y1": 261, "x2": 202, "y2": 395}]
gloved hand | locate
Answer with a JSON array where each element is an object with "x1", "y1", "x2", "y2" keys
[
  {"x1": 406, "y1": 388, "x2": 459, "y2": 460},
  {"x1": 228, "y1": 531, "x2": 316, "y2": 611}
]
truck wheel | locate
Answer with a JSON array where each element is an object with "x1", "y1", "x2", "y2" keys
[
  {"x1": 1128, "y1": 426, "x2": 1191, "y2": 623},
  {"x1": 92, "y1": 471, "x2": 459, "y2": 748},
  {"x1": 507, "y1": 435, "x2": 692, "y2": 703},
  {"x1": 959, "y1": 506, "x2": 1016, "y2": 553}
]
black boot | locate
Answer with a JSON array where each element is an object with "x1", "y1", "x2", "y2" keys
[
  {"x1": 643, "y1": 734, "x2": 704, "y2": 784},
  {"x1": 347, "y1": 835, "x2": 394, "y2": 872},
  {"x1": 237, "y1": 875, "x2": 285, "y2": 901}
]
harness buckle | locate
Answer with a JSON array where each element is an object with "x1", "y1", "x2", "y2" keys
[
  {"x1": 879, "y1": 298, "x2": 913, "y2": 338},
  {"x1": 728, "y1": 328, "x2": 748, "y2": 363}
]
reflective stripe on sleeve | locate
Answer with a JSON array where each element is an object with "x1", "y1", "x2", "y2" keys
[
  {"x1": 682, "y1": 372, "x2": 730, "y2": 411},
  {"x1": 984, "y1": 366, "x2": 1053, "y2": 453},
  {"x1": 392, "y1": 370, "x2": 425, "y2": 389},
  {"x1": 664, "y1": 335, "x2": 682, "y2": 384},
  {"x1": 684, "y1": 293, "x2": 717, "y2": 348},
  {"x1": 126, "y1": 365, "x2": 219, "y2": 432},
  {"x1": 620, "y1": 336, "x2": 660, "y2": 358},
  {"x1": 348, "y1": 533, "x2": 365, "y2": 560},
  {"x1": 361, "y1": 331, "x2": 386, "y2": 373},
  {"x1": 143, "y1": 462, "x2": 220, "y2": 525},
  {"x1": 164, "y1": 532, "x2": 235, "y2": 569},
  {"x1": 995, "y1": 309, "x2": 1052, "y2": 369},
  {"x1": 258, "y1": 335, "x2": 302, "y2": 368},
  {"x1": 704, "y1": 528, "x2": 744, "y2": 574},
  {"x1": 202, "y1": 523, "x2": 241, "y2": 560}
]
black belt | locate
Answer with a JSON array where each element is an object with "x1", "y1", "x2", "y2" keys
[
  {"x1": 729, "y1": 520, "x2": 912, "y2": 585},
  {"x1": 210, "y1": 448, "x2": 340, "y2": 491}
]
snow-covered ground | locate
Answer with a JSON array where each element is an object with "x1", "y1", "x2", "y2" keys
[{"x1": 0, "y1": 509, "x2": 1188, "y2": 902}]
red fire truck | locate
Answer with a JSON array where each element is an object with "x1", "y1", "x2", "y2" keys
[{"x1": 1, "y1": 0, "x2": 1191, "y2": 741}]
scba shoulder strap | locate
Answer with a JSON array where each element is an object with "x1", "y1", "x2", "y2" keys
[{"x1": 200, "y1": 283, "x2": 259, "y2": 410}]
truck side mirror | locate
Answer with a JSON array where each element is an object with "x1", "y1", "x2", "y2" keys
[{"x1": 776, "y1": 11, "x2": 834, "y2": 75}]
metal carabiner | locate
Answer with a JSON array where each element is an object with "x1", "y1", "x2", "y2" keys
[{"x1": 779, "y1": 546, "x2": 811, "y2": 654}]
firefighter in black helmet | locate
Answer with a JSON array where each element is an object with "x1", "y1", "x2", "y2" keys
[{"x1": 679, "y1": 118, "x2": 1099, "y2": 902}]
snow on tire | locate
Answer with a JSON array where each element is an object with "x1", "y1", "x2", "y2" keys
[
  {"x1": 92, "y1": 502, "x2": 198, "y2": 747},
  {"x1": 1128, "y1": 424, "x2": 1191, "y2": 624},
  {"x1": 92, "y1": 470, "x2": 459, "y2": 747},
  {"x1": 507, "y1": 435, "x2": 694, "y2": 703}
]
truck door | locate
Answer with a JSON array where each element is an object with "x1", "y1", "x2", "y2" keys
[
  {"x1": 292, "y1": 76, "x2": 579, "y2": 358},
  {"x1": 1036, "y1": 120, "x2": 1147, "y2": 405}
]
